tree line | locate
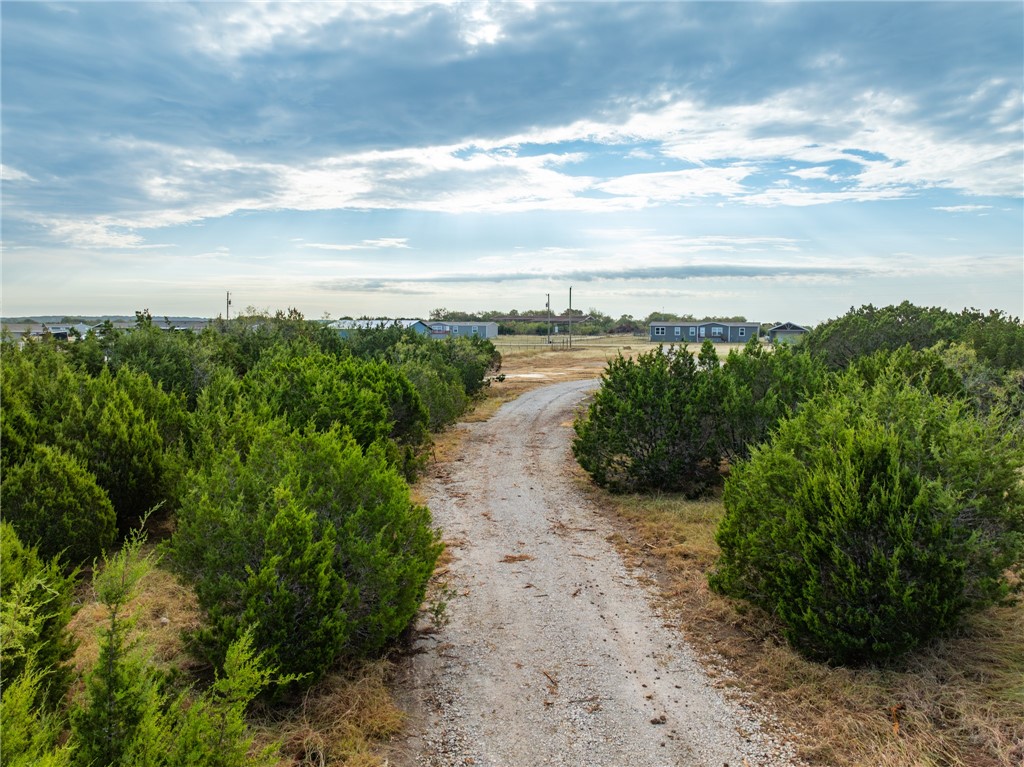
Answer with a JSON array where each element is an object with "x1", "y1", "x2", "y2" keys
[
  {"x1": 572, "y1": 302, "x2": 1024, "y2": 664},
  {"x1": 429, "y1": 306, "x2": 753, "y2": 336},
  {"x1": 0, "y1": 309, "x2": 501, "y2": 765}
]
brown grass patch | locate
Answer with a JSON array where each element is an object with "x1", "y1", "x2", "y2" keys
[
  {"x1": 254, "y1": 661, "x2": 405, "y2": 767},
  {"x1": 581, "y1": 475, "x2": 1024, "y2": 767},
  {"x1": 67, "y1": 546, "x2": 202, "y2": 681}
]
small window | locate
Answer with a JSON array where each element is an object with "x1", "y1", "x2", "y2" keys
[
  {"x1": 472, "y1": 326, "x2": 478, "y2": 334},
  {"x1": 689, "y1": 327, "x2": 696, "y2": 336},
  {"x1": 453, "y1": 327, "x2": 459, "y2": 334},
  {"x1": 739, "y1": 327, "x2": 746, "y2": 337},
  {"x1": 674, "y1": 327, "x2": 681, "y2": 336},
  {"x1": 654, "y1": 327, "x2": 666, "y2": 337}
]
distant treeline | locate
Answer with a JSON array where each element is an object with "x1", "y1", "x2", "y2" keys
[{"x1": 429, "y1": 307, "x2": 752, "y2": 336}]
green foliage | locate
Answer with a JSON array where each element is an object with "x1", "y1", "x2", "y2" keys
[
  {"x1": 0, "y1": 666, "x2": 75, "y2": 767},
  {"x1": 170, "y1": 421, "x2": 442, "y2": 686},
  {"x1": 437, "y1": 336, "x2": 502, "y2": 397},
  {"x1": 802, "y1": 301, "x2": 972, "y2": 370},
  {"x1": 1, "y1": 444, "x2": 117, "y2": 565},
  {"x1": 244, "y1": 343, "x2": 428, "y2": 451},
  {"x1": 70, "y1": 528, "x2": 164, "y2": 767},
  {"x1": 0, "y1": 523, "x2": 78, "y2": 709},
  {"x1": 398, "y1": 357, "x2": 468, "y2": 430},
  {"x1": 1, "y1": 344, "x2": 173, "y2": 531},
  {"x1": 164, "y1": 630, "x2": 280, "y2": 767},
  {"x1": 711, "y1": 366, "x2": 1024, "y2": 664},
  {"x1": 937, "y1": 342, "x2": 1024, "y2": 429},
  {"x1": 237, "y1": 489, "x2": 349, "y2": 683},
  {"x1": 98, "y1": 324, "x2": 201, "y2": 404},
  {"x1": 573, "y1": 346, "x2": 720, "y2": 496},
  {"x1": 69, "y1": 529, "x2": 278, "y2": 767},
  {"x1": 964, "y1": 309, "x2": 1024, "y2": 371},
  {"x1": 74, "y1": 377, "x2": 165, "y2": 531},
  {"x1": 716, "y1": 339, "x2": 829, "y2": 461}
]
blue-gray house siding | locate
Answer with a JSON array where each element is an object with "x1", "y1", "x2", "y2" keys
[{"x1": 649, "y1": 321, "x2": 760, "y2": 343}]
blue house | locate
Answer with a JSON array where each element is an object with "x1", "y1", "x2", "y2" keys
[
  {"x1": 649, "y1": 321, "x2": 760, "y2": 344},
  {"x1": 428, "y1": 322, "x2": 499, "y2": 339}
]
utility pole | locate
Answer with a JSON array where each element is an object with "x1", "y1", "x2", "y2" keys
[
  {"x1": 226, "y1": 291, "x2": 232, "y2": 321},
  {"x1": 568, "y1": 286, "x2": 573, "y2": 349},
  {"x1": 546, "y1": 293, "x2": 551, "y2": 344}
]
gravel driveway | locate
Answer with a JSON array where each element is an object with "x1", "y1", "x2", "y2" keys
[{"x1": 393, "y1": 379, "x2": 795, "y2": 767}]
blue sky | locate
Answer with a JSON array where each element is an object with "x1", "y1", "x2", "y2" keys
[{"x1": 2, "y1": 1, "x2": 1021, "y2": 324}]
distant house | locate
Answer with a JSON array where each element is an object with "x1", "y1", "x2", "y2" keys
[
  {"x1": 429, "y1": 321, "x2": 499, "y2": 339},
  {"x1": 767, "y1": 321, "x2": 809, "y2": 344},
  {"x1": 649, "y1": 321, "x2": 760, "y2": 344},
  {"x1": 328, "y1": 318, "x2": 432, "y2": 338}
]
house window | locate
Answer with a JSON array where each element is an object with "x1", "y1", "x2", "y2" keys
[
  {"x1": 689, "y1": 327, "x2": 696, "y2": 336},
  {"x1": 739, "y1": 327, "x2": 746, "y2": 337},
  {"x1": 654, "y1": 327, "x2": 666, "y2": 337},
  {"x1": 674, "y1": 327, "x2": 681, "y2": 336},
  {"x1": 472, "y1": 326, "x2": 478, "y2": 334},
  {"x1": 453, "y1": 327, "x2": 459, "y2": 334},
  {"x1": 711, "y1": 326, "x2": 724, "y2": 337}
]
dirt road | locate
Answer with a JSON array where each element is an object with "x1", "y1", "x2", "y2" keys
[{"x1": 394, "y1": 379, "x2": 794, "y2": 767}]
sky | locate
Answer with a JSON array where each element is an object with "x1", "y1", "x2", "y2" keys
[{"x1": 2, "y1": 1, "x2": 1022, "y2": 325}]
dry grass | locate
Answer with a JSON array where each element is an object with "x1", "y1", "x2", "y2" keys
[
  {"x1": 67, "y1": 544, "x2": 203, "y2": 682},
  {"x1": 582, "y1": 477, "x2": 1024, "y2": 767},
  {"x1": 254, "y1": 661, "x2": 406, "y2": 767}
]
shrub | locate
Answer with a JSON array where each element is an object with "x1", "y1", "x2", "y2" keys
[
  {"x1": 70, "y1": 529, "x2": 278, "y2": 767},
  {"x1": 573, "y1": 345, "x2": 721, "y2": 496},
  {"x1": 70, "y1": 529, "x2": 166, "y2": 767},
  {"x1": 170, "y1": 420, "x2": 441, "y2": 686},
  {"x1": 1, "y1": 444, "x2": 117, "y2": 565},
  {"x1": 71, "y1": 373, "x2": 165, "y2": 531},
  {"x1": 0, "y1": 666, "x2": 74, "y2": 767},
  {"x1": 802, "y1": 301, "x2": 971, "y2": 370},
  {"x1": 716, "y1": 338, "x2": 828, "y2": 461},
  {"x1": 964, "y1": 309, "x2": 1024, "y2": 371},
  {"x1": 437, "y1": 336, "x2": 501, "y2": 397},
  {"x1": 710, "y1": 367, "x2": 1024, "y2": 664},
  {"x1": 0, "y1": 522, "x2": 78, "y2": 709},
  {"x1": 398, "y1": 358, "x2": 468, "y2": 430},
  {"x1": 243, "y1": 344, "x2": 428, "y2": 450}
]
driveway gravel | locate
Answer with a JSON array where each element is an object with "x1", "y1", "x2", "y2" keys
[{"x1": 393, "y1": 379, "x2": 797, "y2": 767}]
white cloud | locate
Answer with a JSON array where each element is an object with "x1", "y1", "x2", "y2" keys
[
  {"x1": 43, "y1": 217, "x2": 148, "y2": 249},
  {"x1": 304, "y1": 238, "x2": 410, "y2": 251},
  {"x1": 1, "y1": 164, "x2": 35, "y2": 182},
  {"x1": 597, "y1": 166, "x2": 754, "y2": 201},
  {"x1": 183, "y1": 2, "x2": 397, "y2": 59},
  {"x1": 933, "y1": 205, "x2": 993, "y2": 213}
]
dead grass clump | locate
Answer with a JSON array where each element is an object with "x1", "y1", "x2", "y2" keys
[
  {"x1": 589, "y1": 484, "x2": 1024, "y2": 767},
  {"x1": 500, "y1": 553, "x2": 534, "y2": 563},
  {"x1": 254, "y1": 661, "x2": 404, "y2": 767},
  {"x1": 67, "y1": 549, "x2": 202, "y2": 679}
]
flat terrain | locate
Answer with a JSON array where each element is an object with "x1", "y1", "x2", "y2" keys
[{"x1": 391, "y1": 378, "x2": 795, "y2": 767}]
